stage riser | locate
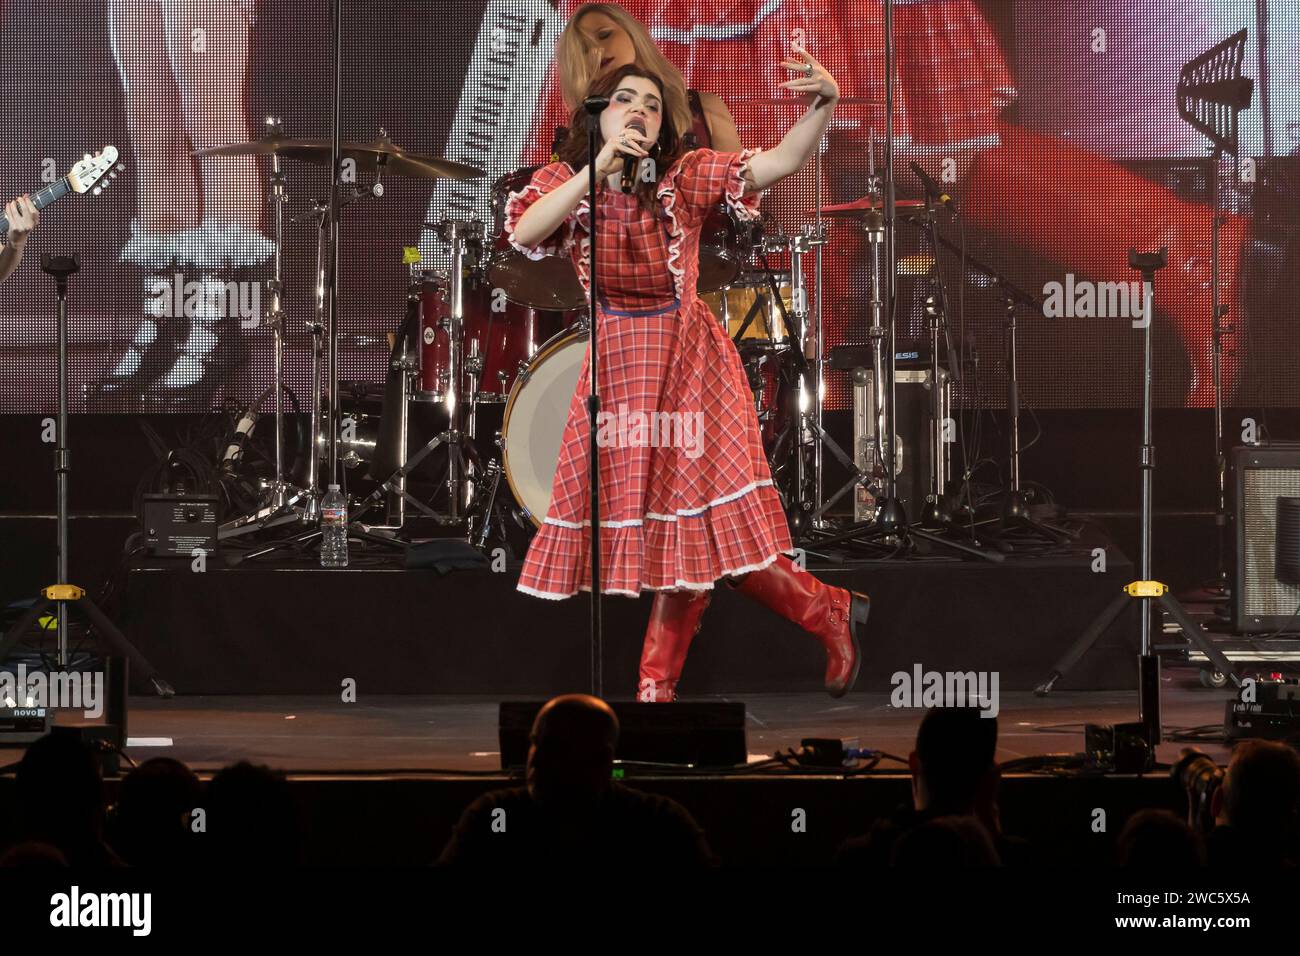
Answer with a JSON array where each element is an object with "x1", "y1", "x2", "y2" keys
[{"x1": 122, "y1": 549, "x2": 1137, "y2": 694}]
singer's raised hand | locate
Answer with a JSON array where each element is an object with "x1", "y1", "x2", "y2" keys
[{"x1": 778, "y1": 41, "x2": 839, "y2": 104}]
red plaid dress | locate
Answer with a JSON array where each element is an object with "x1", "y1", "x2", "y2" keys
[{"x1": 506, "y1": 149, "x2": 794, "y2": 599}]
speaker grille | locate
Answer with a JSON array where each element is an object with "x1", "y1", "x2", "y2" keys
[{"x1": 1240, "y1": 466, "x2": 1300, "y2": 629}]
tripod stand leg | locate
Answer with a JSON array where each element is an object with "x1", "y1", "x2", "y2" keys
[
  {"x1": 1158, "y1": 592, "x2": 1240, "y2": 687},
  {"x1": 907, "y1": 526, "x2": 1005, "y2": 563},
  {"x1": 1034, "y1": 590, "x2": 1130, "y2": 696},
  {"x1": 75, "y1": 596, "x2": 174, "y2": 697},
  {"x1": 0, "y1": 598, "x2": 54, "y2": 662}
]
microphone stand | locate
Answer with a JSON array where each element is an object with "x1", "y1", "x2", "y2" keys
[
  {"x1": 583, "y1": 95, "x2": 609, "y2": 697},
  {"x1": 325, "y1": 0, "x2": 345, "y2": 496}
]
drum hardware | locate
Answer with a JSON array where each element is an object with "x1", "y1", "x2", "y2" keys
[
  {"x1": 921, "y1": 220, "x2": 1073, "y2": 546},
  {"x1": 790, "y1": 113, "x2": 1001, "y2": 561},
  {"x1": 209, "y1": 117, "x2": 483, "y2": 559},
  {"x1": 217, "y1": 117, "x2": 316, "y2": 542},
  {"x1": 349, "y1": 220, "x2": 492, "y2": 535},
  {"x1": 195, "y1": 129, "x2": 485, "y2": 182},
  {"x1": 908, "y1": 168, "x2": 965, "y2": 529}
]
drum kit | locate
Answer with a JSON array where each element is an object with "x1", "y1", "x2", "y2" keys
[
  {"x1": 206, "y1": 116, "x2": 848, "y2": 555},
  {"x1": 209, "y1": 114, "x2": 961, "y2": 557}
]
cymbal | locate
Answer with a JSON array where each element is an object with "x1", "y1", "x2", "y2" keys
[
  {"x1": 196, "y1": 135, "x2": 484, "y2": 181},
  {"x1": 812, "y1": 196, "x2": 928, "y2": 219},
  {"x1": 194, "y1": 134, "x2": 320, "y2": 159}
]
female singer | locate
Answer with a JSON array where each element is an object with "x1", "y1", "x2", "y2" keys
[{"x1": 506, "y1": 47, "x2": 867, "y2": 703}]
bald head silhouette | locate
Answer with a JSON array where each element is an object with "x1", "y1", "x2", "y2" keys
[{"x1": 526, "y1": 695, "x2": 620, "y2": 809}]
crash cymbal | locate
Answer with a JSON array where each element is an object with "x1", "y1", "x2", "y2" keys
[
  {"x1": 195, "y1": 134, "x2": 328, "y2": 159},
  {"x1": 328, "y1": 136, "x2": 485, "y2": 181},
  {"x1": 196, "y1": 134, "x2": 484, "y2": 181}
]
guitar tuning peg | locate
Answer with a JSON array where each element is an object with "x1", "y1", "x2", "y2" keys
[{"x1": 93, "y1": 187, "x2": 101, "y2": 195}]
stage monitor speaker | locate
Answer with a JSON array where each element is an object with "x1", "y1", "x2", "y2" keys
[
  {"x1": 1231, "y1": 445, "x2": 1300, "y2": 632},
  {"x1": 850, "y1": 367, "x2": 950, "y2": 522},
  {"x1": 498, "y1": 701, "x2": 747, "y2": 770}
]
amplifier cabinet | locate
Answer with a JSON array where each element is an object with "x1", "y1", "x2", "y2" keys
[{"x1": 1231, "y1": 445, "x2": 1300, "y2": 633}]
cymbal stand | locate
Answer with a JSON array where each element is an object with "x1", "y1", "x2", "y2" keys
[{"x1": 218, "y1": 118, "x2": 314, "y2": 540}]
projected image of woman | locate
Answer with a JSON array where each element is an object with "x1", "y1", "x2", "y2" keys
[
  {"x1": 94, "y1": 0, "x2": 273, "y2": 407},
  {"x1": 523, "y1": 2, "x2": 744, "y2": 167}
]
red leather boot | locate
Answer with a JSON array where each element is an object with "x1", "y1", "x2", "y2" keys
[
  {"x1": 731, "y1": 555, "x2": 867, "y2": 697},
  {"x1": 637, "y1": 590, "x2": 713, "y2": 703}
]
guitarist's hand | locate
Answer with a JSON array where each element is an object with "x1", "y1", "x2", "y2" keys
[{"x1": 5, "y1": 195, "x2": 38, "y2": 245}]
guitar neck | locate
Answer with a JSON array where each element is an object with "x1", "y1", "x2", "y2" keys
[{"x1": 1, "y1": 176, "x2": 72, "y2": 237}]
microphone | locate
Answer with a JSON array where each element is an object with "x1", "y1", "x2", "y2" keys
[
  {"x1": 621, "y1": 118, "x2": 647, "y2": 194},
  {"x1": 221, "y1": 404, "x2": 260, "y2": 476},
  {"x1": 909, "y1": 161, "x2": 958, "y2": 212}
]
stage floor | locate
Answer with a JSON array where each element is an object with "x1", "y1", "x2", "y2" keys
[{"x1": 103, "y1": 679, "x2": 1235, "y2": 774}]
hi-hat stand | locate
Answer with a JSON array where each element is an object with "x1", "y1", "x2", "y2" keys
[{"x1": 218, "y1": 116, "x2": 315, "y2": 541}]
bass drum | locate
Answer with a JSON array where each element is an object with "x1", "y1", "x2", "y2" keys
[{"x1": 500, "y1": 328, "x2": 588, "y2": 527}]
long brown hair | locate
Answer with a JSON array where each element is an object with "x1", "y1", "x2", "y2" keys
[
  {"x1": 555, "y1": 64, "x2": 684, "y2": 213},
  {"x1": 556, "y1": 3, "x2": 693, "y2": 139}
]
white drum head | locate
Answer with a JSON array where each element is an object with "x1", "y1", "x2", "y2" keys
[{"x1": 502, "y1": 331, "x2": 588, "y2": 527}]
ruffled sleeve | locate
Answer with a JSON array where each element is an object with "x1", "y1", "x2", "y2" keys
[
  {"x1": 657, "y1": 148, "x2": 763, "y2": 228},
  {"x1": 503, "y1": 162, "x2": 584, "y2": 260}
]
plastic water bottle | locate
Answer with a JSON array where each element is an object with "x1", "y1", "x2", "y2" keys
[{"x1": 320, "y1": 484, "x2": 349, "y2": 568}]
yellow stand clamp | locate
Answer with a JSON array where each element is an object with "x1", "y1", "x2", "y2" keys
[
  {"x1": 1124, "y1": 581, "x2": 1168, "y2": 598},
  {"x1": 42, "y1": 584, "x2": 85, "y2": 601}
]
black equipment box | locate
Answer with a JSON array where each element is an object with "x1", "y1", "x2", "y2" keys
[
  {"x1": 1225, "y1": 679, "x2": 1300, "y2": 741},
  {"x1": 142, "y1": 493, "x2": 219, "y2": 557}
]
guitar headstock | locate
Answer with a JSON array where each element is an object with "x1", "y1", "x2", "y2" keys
[{"x1": 67, "y1": 146, "x2": 123, "y2": 195}]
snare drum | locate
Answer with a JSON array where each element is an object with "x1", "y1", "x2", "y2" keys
[
  {"x1": 486, "y1": 167, "x2": 586, "y2": 311},
  {"x1": 700, "y1": 271, "x2": 793, "y2": 347}
]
